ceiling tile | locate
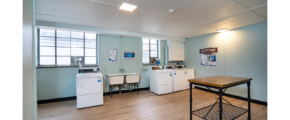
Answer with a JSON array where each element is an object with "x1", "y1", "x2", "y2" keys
[
  {"x1": 36, "y1": 14, "x2": 108, "y2": 28},
  {"x1": 119, "y1": 26, "x2": 133, "y2": 31},
  {"x1": 130, "y1": 28, "x2": 179, "y2": 38},
  {"x1": 251, "y1": 6, "x2": 267, "y2": 19},
  {"x1": 36, "y1": 0, "x2": 119, "y2": 25},
  {"x1": 114, "y1": 10, "x2": 195, "y2": 33},
  {"x1": 156, "y1": 19, "x2": 195, "y2": 33},
  {"x1": 132, "y1": 0, "x2": 243, "y2": 24},
  {"x1": 202, "y1": 12, "x2": 265, "y2": 30},
  {"x1": 174, "y1": 26, "x2": 216, "y2": 38},
  {"x1": 84, "y1": 0, "x2": 124, "y2": 6},
  {"x1": 108, "y1": 24, "x2": 121, "y2": 30},
  {"x1": 234, "y1": 0, "x2": 267, "y2": 9},
  {"x1": 113, "y1": 10, "x2": 165, "y2": 30}
]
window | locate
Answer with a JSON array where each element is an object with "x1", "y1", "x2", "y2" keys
[
  {"x1": 142, "y1": 39, "x2": 158, "y2": 65},
  {"x1": 38, "y1": 29, "x2": 98, "y2": 66}
]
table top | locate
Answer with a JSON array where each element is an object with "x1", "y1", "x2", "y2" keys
[{"x1": 188, "y1": 76, "x2": 252, "y2": 88}]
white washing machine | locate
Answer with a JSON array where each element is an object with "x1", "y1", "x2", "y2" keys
[
  {"x1": 184, "y1": 69, "x2": 195, "y2": 89},
  {"x1": 150, "y1": 66, "x2": 173, "y2": 95},
  {"x1": 76, "y1": 68, "x2": 103, "y2": 109},
  {"x1": 164, "y1": 65, "x2": 195, "y2": 92}
]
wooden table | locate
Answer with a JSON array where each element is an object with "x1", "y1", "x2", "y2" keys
[{"x1": 188, "y1": 76, "x2": 252, "y2": 120}]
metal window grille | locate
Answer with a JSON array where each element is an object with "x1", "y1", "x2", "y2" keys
[
  {"x1": 142, "y1": 39, "x2": 158, "y2": 65},
  {"x1": 37, "y1": 29, "x2": 98, "y2": 66}
]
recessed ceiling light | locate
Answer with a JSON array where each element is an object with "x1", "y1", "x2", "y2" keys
[
  {"x1": 169, "y1": 9, "x2": 174, "y2": 13},
  {"x1": 119, "y1": 2, "x2": 138, "y2": 12},
  {"x1": 216, "y1": 28, "x2": 229, "y2": 32}
]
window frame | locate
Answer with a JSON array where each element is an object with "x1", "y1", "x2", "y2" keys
[
  {"x1": 37, "y1": 29, "x2": 98, "y2": 68},
  {"x1": 142, "y1": 39, "x2": 159, "y2": 66}
]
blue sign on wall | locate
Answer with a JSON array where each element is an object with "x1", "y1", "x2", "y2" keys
[{"x1": 124, "y1": 52, "x2": 135, "y2": 59}]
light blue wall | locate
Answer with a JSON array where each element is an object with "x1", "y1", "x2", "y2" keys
[
  {"x1": 37, "y1": 34, "x2": 164, "y2": 100},
  {"x1": 37, "y1": 67, "x2": 78, "y2": 100},
  {"x1": 184, "y1": 22, "x2": 267, "y2": 102},
  {"x1": 23, "y1": 0, "x2": 37, "y2": 119}
]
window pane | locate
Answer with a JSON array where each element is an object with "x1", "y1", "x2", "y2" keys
[
  {"x1": 71, "y1": 48, "x2": 83, "y2": 56},
  {"x1": 40, "y1": 37, "x2": 55, "y2": 46},
  {"x1": 40, "y1": 29, "x2": 55, "y2": 37},
  {"x1": 57, "y1": 38, "x2": 70, "y2": 47},
  {"x1": 85, "y1": 49, "x2": 96, "y2": 56},
  {"x1": 143, "y1": 57, "x2": 149, "y2": 63},
  {"x1": 57, "y1": 47, "x2": 70, "y2": 56},
  {"x1": 150, "y1": 40, "x2": 157, "y2": 44},
  {"x1": 85, "y1": 57, "x2": 96, "y2": 64},
  {"x1": 151, "y1": 51, "x2": 157, "y2": 57},
  {"x1": 57, "y1": 30, "x2": 70, "y2": 38},
  {"x1": 71, "y1": 32, "x2": 83, "y2": 39},
  {"x1": 40, "y1": 47, "x2": 55, "y2": 56},
  {"x1": 40, "y1": 57, "x2": 55, "y2": 65},
  {"x1": 143, "y1": 44, "x2": 149, "y2": 50},
  {"x1": 57, "y1": 57, "x2": 70, "y2": 65},
  {"x1": 143, "y1": 51, "x2": 149, "y2": 57},
  {"x1": 71, "y1": 39, "x2": 83, "y2": 47},
  {"x1": 143, "y1": 39, "x2": 149, "y2": 43},
  {"x1": 85, "y1": 33, "x2": 96, "y2": 39},
  {"x1": 150, "y1": 45, "x2": 157, "y2": 50},
  {"x1": 85, "y1": 40, "x2": 96, "y2": 48}
]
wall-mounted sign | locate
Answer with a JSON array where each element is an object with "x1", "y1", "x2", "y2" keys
[
  {"x1": 109, "y1": 49, "x2": 117, "y2": 61},
  {"x1": 124, "y1": 52, "x2": 135, "y2": 60},
  {"x1": 201, "y1": 55, "x2": 208, "y2": 66},
  {"x1": 200, "y1": 47, "x2": 218, "y2": 54},
  {"x1": 208, "y1": 55, "x2": 216, "y2": 66}
]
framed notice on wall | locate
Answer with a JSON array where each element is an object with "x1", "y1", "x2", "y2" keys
[
  {"x1": 109, "y1": 49, "x2": 117, "y2": 61},
  {"x1": 208, "y1": 54, "x2": 216, "y2": 66},
  {"x1": 201, "y1": 55, "x2": 208, "y2": 66}
]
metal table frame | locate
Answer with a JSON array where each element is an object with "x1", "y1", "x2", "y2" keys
[
  {"x1": 109, "y1": 83, "x2": 139, "y2": 98},
  {"x1": 189, "y1": 81, "x2": 251, "y2": 120}
]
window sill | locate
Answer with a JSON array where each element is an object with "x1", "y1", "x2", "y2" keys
[
  {"x1": 143, "y1": 64, "x2": 159, "y2": 66},
  {"x1": 37, "y1": 65, "x2": 98, "y2": 68}
]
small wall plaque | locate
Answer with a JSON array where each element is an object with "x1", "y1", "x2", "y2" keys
[{"x1": 200, "y1": 47, "x2": 218, "y2": 54}]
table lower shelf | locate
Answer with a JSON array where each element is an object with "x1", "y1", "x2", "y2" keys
[{"x1": 192, "y1": 102, "x2": 248, "y2": 120}]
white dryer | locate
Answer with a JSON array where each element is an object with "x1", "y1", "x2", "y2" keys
[
  {"x1": 150, "y1": 66, "x2": 173, "y2": 95},
  {"x1": 76, "y1": 68, "x2": 103, "y2": 109},
  {"x1": 164, "y1": 65, "x2": 194, "y2": 92}
]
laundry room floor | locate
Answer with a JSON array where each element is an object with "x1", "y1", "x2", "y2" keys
[{"x1": 38, "y1": 89, "x2": 267, "y2": 120}]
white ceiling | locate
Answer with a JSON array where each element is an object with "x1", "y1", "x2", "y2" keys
[{"x1": 36, "y1": 0, "x2": 267, "y2": 40}]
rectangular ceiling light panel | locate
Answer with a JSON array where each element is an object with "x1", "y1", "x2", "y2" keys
[
  {"x1": 119, "y1": 2, "x2": 137, "y2": 12},
  {"x1": 216, "y1": 28, "x2": 229, "y2": 32}
]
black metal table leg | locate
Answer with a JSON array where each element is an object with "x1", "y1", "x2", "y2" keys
[
  {"x1": 137, "y1": 83, "x2": 139, "y2": 94},
  {"x1": 189, "y1": 83, "x2": 192, "y2": 120},
  {"x1": 247, "y1": 81, "x2": 251, "y2": 120},
  {"x1": 110, "y1": 85, "x2": 112, "y2": 98},
  {"x1": 119, "y1": 85, "x2": 121, "y2": 94},
  {"x1": 219, "y1": 88, "x2": 223, "y2": 120}
]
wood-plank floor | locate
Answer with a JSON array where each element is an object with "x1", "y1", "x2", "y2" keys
[{"x1": 38, "y1": 89, "x2": 267, "y2": 120}]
